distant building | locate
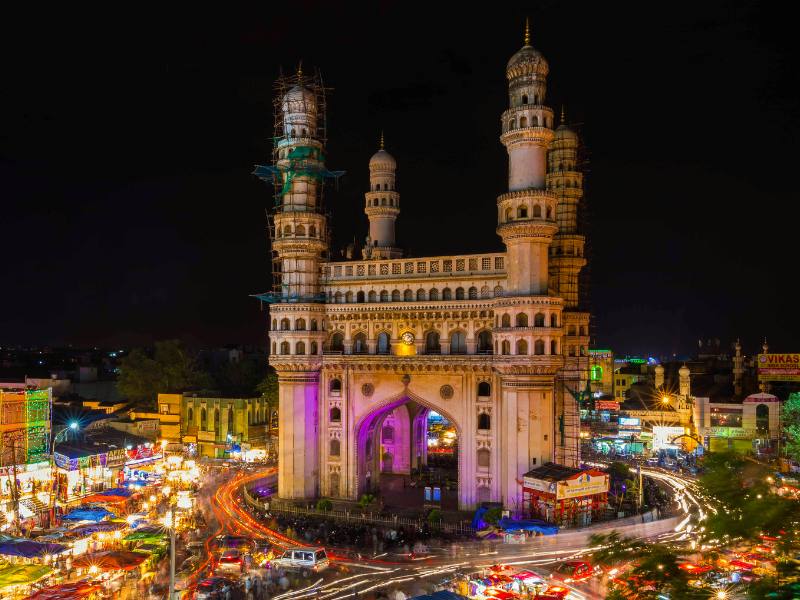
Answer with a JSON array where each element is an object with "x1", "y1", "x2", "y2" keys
[
  {"x1": 180, "y1": 394, "x2": 270, "y2": 458},
  {"x1": 693, "y1": 392, "x2": 781, "y2": 453},
  {"x1": 589, "y1": 349, "x2": 614, "y2": 397},
  {"x1": 129, "y1": 393, "x2": 183, "y2": 442}
]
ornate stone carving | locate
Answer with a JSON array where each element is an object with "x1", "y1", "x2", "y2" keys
[
  {"x1": 361, "y1": 383, "x2": 374, "y2": 397},
  {"x1": 439, "y1": 385, "x2": 454, "y2": 400}
]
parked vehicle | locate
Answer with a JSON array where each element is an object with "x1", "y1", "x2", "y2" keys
[
  {"x1": 195, "y1": 577, "x2": 233, "y2": 600},
  {"x1": 549, "y1": 560, "x2": 597, "y2": 583},
  {"x1": 271, "y1": 547, "x2": 330, "y2": 575}
]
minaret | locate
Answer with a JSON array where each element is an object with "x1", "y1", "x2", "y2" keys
[
  {"x1": 760, "y1": 338, "x2": 770, "y2": 393},
  {"x1": 733, "y1": 338, "x2": 744, "y2": 397},
  {"x1": 679, "y1": 364, "x2": 691, "y2": 397},
  {"x1": 654, "y1": 364, "x2": 665, "y2": 390},
  {"x1": 497, "y1": 19, "x2": 557, "y2": 295},
  {"x1": 363, "y1": 133, "x2": 402, "y2": 259}
]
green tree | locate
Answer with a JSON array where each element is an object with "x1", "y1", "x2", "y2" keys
[
  {"x1": 256, "y1": 370, "x2": 279, "y2": 427},
  {"x1": 118, "y1": 340, "x2": 212, "y2": 408},
  {"x1": 216, "y1": 356, "x2": 268, "y2": 397},
  {"x1": 783, "y1": 392, "x2": 800, "y2": 462}
]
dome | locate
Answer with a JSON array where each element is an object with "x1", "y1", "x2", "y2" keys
[
  {"x1": 506, "y1": 44, "x2": 549, "y2": 79},
  {"x1": 369, "y1": 148, "x2": 396, "y2": 170},
  {"x1": 554, "y1": 123, "x2": 578, "y2": 142},
  {"x1": 744, "y1": 392, "x2": 779, "y2": 403},
  {"x1": 679, "y1": 365, "x2": 690, "y2": 376},
  {"x1": 282, "y1": 85, "x2": 316, "y2": 113}
]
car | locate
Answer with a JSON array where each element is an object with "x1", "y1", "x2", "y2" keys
[
  {"x1": 215, "y1": 549, "x2": 245, "y2": 575},
  {"x1": 550, "y1": 560, "x2": 596, "y2": 584},
  {"x1": 539, "y1": 586, "x2": 571, "y2": 599},
  {"x1": 195, "y1": 577, "x2": 233, "y2": 600},
  {"x1": 271, "y1": 547, "x2": 330, "y2": 575}
]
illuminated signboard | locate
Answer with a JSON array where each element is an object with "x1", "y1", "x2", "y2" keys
[
  {"x1": 618, "y1": 417, "x2": 640, "y2": 427},
  {"x1": 758, "y1": 354, "x2": 800, "y2": 381}
]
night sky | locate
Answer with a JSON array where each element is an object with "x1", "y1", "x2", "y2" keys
[{"x1": 2, "y1": 2, "x2": 797, "y2": 357}]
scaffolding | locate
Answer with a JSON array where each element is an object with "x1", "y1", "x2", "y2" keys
[
  {"x1": 252, "y1": 67, "x2": 344, "y2": 303},
  {"x1": 559, "y1": 376, "x2": 591, "y2": 468}
]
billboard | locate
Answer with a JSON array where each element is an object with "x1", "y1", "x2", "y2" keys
[
  {"x1": 557, "y1": 472, "x2": 609, "y2": 500},
  {"x1": 652, "y1": 426, "x2": 686, "y2": 450},
  {"x1": 596, "y1": 400, "x2": 620, "y2": 411},
  {"x1": 758, "y1": 354, "x2": 800, "y2": 381},
  {"x1": 618, "y1": 417, "x2": 640, "y2": 427}
]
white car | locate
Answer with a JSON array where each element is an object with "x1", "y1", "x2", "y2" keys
[{"x1": 271, "y1": 547, "x2": 330, "y2": 575}]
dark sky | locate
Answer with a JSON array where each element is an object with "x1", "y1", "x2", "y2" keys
[{"x1": 2, "y1": 2, "x2": 797, "y2": 357}]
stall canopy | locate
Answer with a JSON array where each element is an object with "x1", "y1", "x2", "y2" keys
[
  {"x1": 66, "y1": 521, "x2": 127, "y2": 537},
  {"x1": 497, "y1": 517, "x2": 559, "y2": 536},
  {"x1": 0, "y1": 540, "x2": 67, "y2": 558},
  {"x1": 409, "y1": 592, "x2": 469, "y2": 600},
  {"x1": 123, "y1": 529, "x2": 166, "y2": 543},
  {"x1": 0, "y1": 563, "x2": 53, "y2": 589},
  {"x1": 80, "y1": 493, "x2": 129, "y2": 504},
  {"x1": 98, "y1": 487, "x2": 134, "y2": 498},
  {"x1": 73, "y1": 550, "x2": 148, "y2": 571},
  {"x1": 61, "y1": 507, "x2": 116, "y2": 522},
  {"x1": 29, "y1": 579, "x2": 104, "y2": 600}
]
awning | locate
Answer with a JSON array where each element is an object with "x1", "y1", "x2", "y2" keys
[
  {"x1": 61, "y1": 507, "x2": 116, "y2": 522},
  {"x1": 28, "y1": 579, "x2": 104, "y2": 599},
  {"x1": 65, "y1": 521, "x2": 127, "y2": 537},
  {"x1": 81, "y1": 493, "x2": 130, "y2": 504},
  {"x1": 0, "y1": 563, "x2": 53, "y2": 589},
  {"x1": 72, "y1": 550, "x2": 148, "y2": 571},
  {"x1": 0, "y1": 539, "x2": 67, "y2": 558}
]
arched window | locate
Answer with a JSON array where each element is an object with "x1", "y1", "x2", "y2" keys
[
  {"x1": 310, "y1": 341, "x2": 318, "y2": 355},
  {"x1": 404, "y1": 289, "x2": 413, "y2": 301},
  {"x1": 481, "y1": 285, "x2": 491, "y2": 298},
  {"x1": 550, "y1": 340, "x2": 557, "y2": 355},
  {"x1": 508, "y1": 119, "x2": 515, "y2": 131},
  {"x1": 468, "y1": 286, "x2": 478, "y2": 299},
  {"x1": 295, "y1": 318, "x2": 306, "y2": 330},
  {"x1": 534, "y1": 339, "x2": 545, "y2": 355},
  {"x1": 283, "y1": 225, "x2": 291, "y2": 235},
  {"x1": 517, "y1": 206, "x2": 528, "y2": 218},
  {"x1": 569, "y1": 345, "x2": 576, "y2": 357},
  {"x1": 330, "y1": 378, "x2": 342, "y2": 395},
  {"x1": 380, "y1": 290, "x2": 389, "y2": 302},
  {"x1": 187, "y1": 407, "x2": 194, "y2": 424},
  {"x1": 296, "y1": 224, "x2": 306, "y2": 236},
  {"x1": 382, "y1": 426, "x2": 394, "y2": 442},
  {"x1": 756, "y1": 404, "x2": 770, "y2": 432},
  {"x1": 280, "y1": 341, "x2": 290, "y2": 355},
  {"x1": 377, "y1": 332, "x2": 391, "y2": 355},
  {"x1": 280, "y1": 318, "x2": 290, "y2": 331},
  {"x1": 494, "y1": 285, "x2": 504, "y2": 297},
  {"x1": 330, "y1": 332, "x2": 344, "y2": 352},
  {"x1": 568, "y1": 325, "x2": 577, "y2": 336},
  {"x1": 501, "y1": 340, "x2": 511, "y2": 355},
  {"x1": 330, "y1": 407, "x2": 341, "y2": 422},
  {"x1": 353, "y1": 332, "x2": 367, "y2": 354},
  {"x1": 450, "y1": 331, "x2": 467, "y2": 354},
  {"x1": 228, "y1": 409, "x2": 234, "y2": 433},
  {"x1": 309, "y1": 225, "x2": 317, "y2": 237},
  {"x1": 329, "y1": 439, "x2": 340, "y2": 456},
  {"x1": 329, "y1": 472, "x2": 340, "y2": 497},
  {"x1": 478, "y1": 413, "x2": 491, "y2": 430},
  {"x1": 334, "y1": 291, "x2": 343, "y2": 303},
  {"x1": 442, "y1": 287, "x2": 452, "y2": 300},
  {"x1": 501, "y1": 314, "x2": 511, "y2": 328},
  {"x1": 214, "y1": 408, "x2": 220, "y2": 431},
  {"x1": 380, "y1": 198, "x2": 386, "y2": 206},
  {"x1": 505, "y1": 207, "x2": 513, "y2": 221},
  {"x1": 429, "y1": 288, "x2": 439, "y2": 301},
  {"x1": 357, "y1": 291, "x2": 365, "y2": 303},
  {"x1": 392, "y1": 290, "x2": 401, "y2": 301},
  {"x1": 579, "y1": 325, "x2": 587, "y2": 336},
  {"x1": 296, "y1": 341, "x2": 306, "y2": 355},
  {"x1": 271, "y1": 341, "x2": 276, "y2": 355},
  {"x1": 533, "y1": 204, "x2": 542, "y2": 218},
  {"x1": 521, "y1": 94, "x2": 528, "y2": 105},
  {"x1": 345, "y1": 291, "x2": 354, "y2": 303},
  {"x1": 478, "y1": 381, "x2": 491, "y2": 396},
  {"x1": 516, "y1": 339, "x2": 528, "y2": 355},
  {"x1": 455, "y1": 287, "x2": 465, "y2": 300},
  {"x1": 477, "y1": 448, "x2": 490, "y2": 468},
  {"x1": 477, "y1": 330, "x2": 492, "y2": 353},
  {"x1": 519, "y1": 116, "x2": 528, "y2": 128},
  {"x1": 368, "y1": 290, "x2": 377, "y2": 302},
  {"x1": 550, "y1": 314, "x2": 558, "y2": 327},
  {"x1": 201, "y1": 408, "x2": 207, "y2": 430},
  {"x1": 425, "y1": 331, "x2": 440, "y2": 354},
  {"x1": 532, "y1": 115, "x2": 539, "y2": 126},
  {"x1": 546, "y1": 206, "x2": 552, "y2": 219},
  {"x1": 416, "y1": 289, "x2": 427, "y2": 301},
  {"x1": 516, "y1": 313, "x2": 528, "y2": 327},
  {"x1": 310, "y1": 319, "x2": 318, "y2": 331},
  {"x1": 534, "y1": 313, "x2": 545, "y2": 327},
  {"x1": 271, "y1": 318, "x2": 277, "y2": 330}
]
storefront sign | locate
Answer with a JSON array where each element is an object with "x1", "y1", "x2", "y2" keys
[
  {"x1": 557, "y1": 473, "x2": 609, "y2": 500},
  {"x1": 596, "y1": 400, "x2": 620, "y2": 411},
  {"x1": 198, "y1": 431, "x2": 216, "y2": 442},
  {"x1": 619, "y1": 417, "x2": 640, "y2": 427},
  {"x1": 522, "y1": 477, "x2": 557, "y2": 496},
  {"x1": 709, "y1": 426, "x2": 754, "y2": 439},
  {"x1": 758, "y1": 354, "x2": 800, "y2": 381},
  {"x1": 652, "y1": 426, "x2": 687, "y2": 450}
]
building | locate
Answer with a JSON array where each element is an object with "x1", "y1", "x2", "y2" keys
[
  {"x1": 52, "y1": 442, "x2": 127, "y2": 505},
  {"x1": 522, "y1": 462, "x2": 608, "y2": 526},
  {"x1": 589, "y1": 349, "x2": 614, "y2": 397},
  {"x1": 693, "y1": 392, "x2": 781, "y2": 453},
  {"x1": 128, "y1": 393, "x2": 184, "y2": 442},
  {"x1": 180, "y1": 395, "x2": 270, "y2": 458},
  {"x1": 262, "y1": 24, "x2": 592, "y2": 511}
]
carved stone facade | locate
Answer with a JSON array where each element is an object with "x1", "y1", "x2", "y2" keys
[{"x1": 265, "y1": 30, "x2": 589, "y2": 511}]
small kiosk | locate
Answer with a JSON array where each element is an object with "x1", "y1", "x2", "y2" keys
[{"x1": 522, "y1": 463, "x2": 609, "y2": 527}]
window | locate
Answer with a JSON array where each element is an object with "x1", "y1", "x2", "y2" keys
[
  {"x1": 455, "y1": 287, "x2": 465, "y2": 300},
  {"x1": 345, "y1": 291, "x2": 354, "y2": 303},
  {"x1": 330, "y1": 332, "x2": 344, "y2": 352},
  {"x1": 481, "y1": 257, "x2": 491, "y2": 270},
  {"x1": 516, "y1": 339, "x2": 528, "y2": 355},
  {"x1": 353, "y1": 332, "x2": 368, "y2": 354},
  {"x1": 534, "y1": 312, "x2": 545, "y2": 327},
  {"x1": 310, "y1": 341, "x2": 318, "y2": 355},
  {"x1": 501, "y1": 340, "x2": 511, "y2": 355},
  {"x1": 756, "y1": 404, "x2": 770, "y2": 433},
  {"x1": 330, "y1": 439, "x2": 340, "y2": 456},
  {"x1": 468, "y1": 286, "x2": 478, "y2": 299},
  {"x1": 214, "y1": 409, "x2": 220, "y2": 431},
  {"x1": 550, "y1": 340, "x2": 557, "y2": 355},
  {"x1": 368, "y1": 290, "x2": 377, "y2": 302},
  {"x1": 477, "y1": 448, "x2": 490, "y2": 468},
  {"x1": 380, "y1": 290, "x2": 389, "y2": 302},
  {"x1": 392, "y1": 289, "x2": 401, "y2": 301},
  {"x1": 429, "y1": 288, "x2": 439, "y2": 300},
  {"x1": 296, "y1": 318, "x2": 306, "y2": 330},
  {"x1": 310, "y1": 319, "x2": 318, "y2": 331},
  {"x1": 568, "y1": 325, "x2": 577, "y2": 336},
  {"x1": 450, "y1": 331, "x2": 467, "y2": 354},
  {"x1": 442, "y1": 287, "x2": 452, "y2": 300},
  {"x1": 228, "y1": 409, "x2": 234, "y2": 433},
  {"x1": 521, "y1": 94, "x2": 528, "y2": 105},
  {"x1": 309, "y1": 225, "x2": 316, "y2": 237},
  {"x1": 533, "y1": 204, "x2": 542, "y2": 218},
  {"x1": 280, "y1": 318, "x2": 290, "y2": 331},
  {"x1": 382, "y1": 426, "x2": 394, "y2": 442},
  {"x1": 501, "y1": 314, "x2": 511, "y2": 327},
  {"x1": 478, "y1": 381, "x2": 491, "y2": 396},
  {"x1": 477, "y1": 330, "x2": 492, "y2": 353},
  {"x1": 534, "y1": 339, "x2": 545, "y2": 355},
  {"x1": 404, "y1": 289, "x2": 413, "y2": 301},
  {"x1": 425, "y1": 331, "x2": 440, "y2": 354},
  {"x1": 296, "y1": 341, "x2": 305, "y2": 355},
  {"x1": 516, "y1": 313, "x2": 528, "y2": 327},
  {"x1": 357, "y1": 291, "x2": 365, "y2": 303},
  {"x1": 296, "y1": 224, "x2": 306, "y2": 236},
  {"x1": 334, "y1": 291, "x2": 343, "y2": 303},
  {"x1": 201, "y1": 408, "x2": 207, "y2": 430},
  {"x1": 519, "y1": 116, "x2": 528, "y2": 128},
  {"x1": 377, "y1": 332, "x2": 391, "y2": 355},
  {"x1": 478, "y1": 413, "x2": 491, "y2": 430},
  {"x1": 494, "y1": 285, "x2": 503, "y2": 297},
  {"x1": 271, "y1": 318, "x2": 277, "y2": 330},
  {"x1": 517, "y1": 206, "x2": 528, "y2": 219},
  {"x1": 550, "y1": 314, "x2": 558, "y2": 327},
  {"x1": 416, "y1": 289, "x2": 427, "y2": 301},
  {"x1": 187, "y1": 407, "x2": 194, "y2": 423},
  {"x1": 330, "y1": 407, "x2": 341, "y2": 422},
  {"x1": 280, "y1": 341, "x2": 290, "y2": 355},
  {"x1": 160, "y1": 404, "x2": 169, "y2": 415},
  {"x1": 330, "y1": 379, "x2": 342, "y2": 395}
]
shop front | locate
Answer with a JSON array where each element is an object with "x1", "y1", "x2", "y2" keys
[
  {"x1": 522, "y1": 463, "x2": 609, "y2": 527},
  {"x1": 53, "y1": 445, "x2": 126, "y2": 505}
]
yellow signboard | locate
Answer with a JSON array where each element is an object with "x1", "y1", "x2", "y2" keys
[
  {"x1": 758, "y1": 354, "x2": 800, "y2": 381},
  {"x1": 557, "y1": 473, "x2": 609, "y2": 500}
]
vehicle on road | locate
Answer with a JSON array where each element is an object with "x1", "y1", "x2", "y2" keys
[
  {"x1": 195, "y1": 576, "x2": 234, "y2": 600},
  {"x1": 539, "y1": 585, "x2": 571, "y2": 599},
  {"x1": 215, "y1": 549, "x2": 246, "y2": 575},
  {"x1": 271, "y1": 547, "x2": 330, "y2": 575},
  {"x1": 549, "y1": 560, "x2": 597, "y2": 584}
]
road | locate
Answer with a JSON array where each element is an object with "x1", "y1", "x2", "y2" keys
[{"x1": 194, "y1": 465, "x2": 710, "y2": 600}]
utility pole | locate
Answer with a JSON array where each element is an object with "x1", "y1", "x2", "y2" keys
[
  {"x1": 637, "y1": 464, "x2": 643, "y2": 513},
  {"x1": 10, "y1": 439, "x2": 21, "y2": 536}
]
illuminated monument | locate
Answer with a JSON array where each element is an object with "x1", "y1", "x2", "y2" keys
[{"x1": 258, "y1": 24, "x2": 590, "y2": 511}]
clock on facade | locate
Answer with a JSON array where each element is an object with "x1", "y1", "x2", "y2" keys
[{"x1": 400, "y1": 332, "x2": 415, "y2": 345}]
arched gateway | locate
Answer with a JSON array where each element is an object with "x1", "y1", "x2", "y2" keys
[{"x1": 263, "y1": 25, "x2": 592, "y2": 512}]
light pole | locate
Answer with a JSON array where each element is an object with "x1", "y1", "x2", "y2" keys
[
  {"x1": 164, "y1": 509, "x2": 176, "y2": 600},
  {"x1": 49, "y1": 421, "x2": 79, "y2": 526}
]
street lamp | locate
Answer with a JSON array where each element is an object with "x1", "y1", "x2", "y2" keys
[
  {"x1": 164, "y1": 510, "x2": 177, "y2": 600},
  {"x1": 49, "y1": 421, "x2": 80, "y2": 525}
]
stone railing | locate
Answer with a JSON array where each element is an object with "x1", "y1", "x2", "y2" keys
[{"x1": 322, "y1": 253, "x2": 506, "y2": 282}]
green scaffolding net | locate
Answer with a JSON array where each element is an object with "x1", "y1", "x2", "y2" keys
[{"x1": 253, "y1": 145, "x2": 344, "y2": 203}]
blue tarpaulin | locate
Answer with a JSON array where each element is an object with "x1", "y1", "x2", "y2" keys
[
  {"x1": 61, "y1": 507, "x2": 116, "y2": 522},
  {"x1": 98, "y1": 487, "x2": 134, "y2": 497},
  {"x1": 497, "y1": 517, "x2": 559, "y2": 535},
  {"x1": 0, "y1": 540, "x2": 67, "y2": 558},
  {"x1": 410, "y1": 592, "x2": 468, "y2": 600}
]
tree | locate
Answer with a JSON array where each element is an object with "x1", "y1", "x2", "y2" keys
[
  {"x1": 215, "y1": 356, "x2": 268, "y2": 397},
  {"x1": 118, "y1": 340, "x2": 212, "y2": 408},
  {"x1": 783, "y1": 392, "x2": 800, "y2": 463},
  {"x1": 256, "y1": 370, "x2": 279, "y2": 427}
]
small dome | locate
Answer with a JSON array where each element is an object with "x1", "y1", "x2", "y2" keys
[
  {"x1": 654, "y1": 364, "x2": 664, "y2": 372},
  {"x1": 506, "y1": 44, "x2": 549, "y2": 79},
  {"x1": 369, "y1": 148, "x2": 396, "y2": 170},
  {"x1": 679, "y1": 365, "x2": 690, "y2": 376},
  {"x1": 554, "y1": 123, "x2": 578, "y2": 142},
  {"x1": 282, "y1": 85, "x2": 316, "y2": 112}
]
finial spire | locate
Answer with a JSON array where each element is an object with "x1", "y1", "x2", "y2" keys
[
  {"x1": 524, "y1": 17, "x2": 531, "y2": 46},
  {"x1": 379, "y1": 130, "x2": 384, "y2": 150},
  {"x1": 560, "y1": 105, "x2": 566, "y2": 125},
  {"x1": 297, "y1": 60, "x2": 303, "y2": 78}
]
